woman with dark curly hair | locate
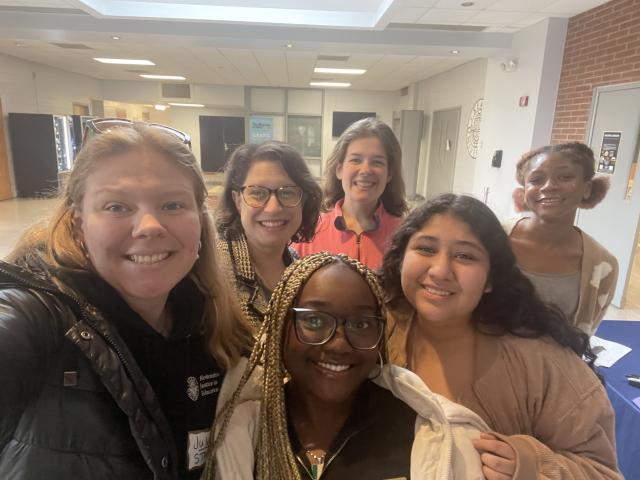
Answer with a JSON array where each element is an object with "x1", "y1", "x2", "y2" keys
[
  {"x1": 216, "y1": 141, "x2": 322, "y2": 330},
  {"x1": 383, "y1": 194, "x2": 621, "y2": 480},
  {"x1": 293, "y1": 118, "x2": 407, "y2": 269},
  {"x1": 507, "y1": 142, "x2": 617, "y2": 335}
]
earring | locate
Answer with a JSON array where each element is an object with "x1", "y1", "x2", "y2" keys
[
  {"x1": 196, "y1": 240, "x2": 202, "y2": 259},
  {"x1": 368, "y1": 349, "x2": 384, "y2": 380},
  {"x1": 79, "y1": 240, "x2": 90, "y2": 261}
]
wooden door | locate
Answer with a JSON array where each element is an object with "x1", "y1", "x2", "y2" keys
[{"x1": 0, "y1": 99, "x2": 13, "y2": 200}]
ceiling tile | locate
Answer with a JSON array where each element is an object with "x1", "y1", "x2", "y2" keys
[
  {"x1": 489, "y1": 0, "x2": 556, "y2": 12},
  {"x1": 417, "y1": 7, "x2": 477, "y2": 23},
  {"x1": 253, "y1": 50, "x2": 289, "y2": 86},
  {"x1": 466, "y1": 10, "x2": 527, "y2": 25},
  {"x1": 542, "y1": 0, "x2": 608, "y2": 16},
  {"x1": 390, "y1": 7, "x2": 430, "y2": 23},
  {"x1": 432, "y1": 0, "x2": 498, "y2": 9},
  {"x1": 512, "y1": 13, "x2": 547, "y2": 27}
]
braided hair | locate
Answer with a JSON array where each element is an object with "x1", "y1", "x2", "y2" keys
[{"x1": 202, "y1": 252, "x2": 386, "y2": 480}]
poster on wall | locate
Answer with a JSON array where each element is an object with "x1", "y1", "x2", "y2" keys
[
  {"x1": 597, "y1": 131, "x2": 621, "y2": 174},
  {"x1": 249, "y1": 116, "x2": 273, "y2": 144}
]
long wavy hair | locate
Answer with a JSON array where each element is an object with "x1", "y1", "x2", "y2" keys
[
  {"x1": 382, "y1": 193, "x2": 595, "y2": 362},
  {"x1": 323, "y1": 117, "x2": 407, "y2": 216},
  {"x1": 216, "y1": 141, "x2": 322, "y2": 243},
  {"x1": 203, "y1": 252, "x2": 386, "y2": 480},
  {"x1": 6, "y1": 124, "x2": 252, "y2": 369}
]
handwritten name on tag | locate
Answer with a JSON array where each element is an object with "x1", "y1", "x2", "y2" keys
[{"x1": 187, "y1": 428, "x2": 210, "y2": 471}]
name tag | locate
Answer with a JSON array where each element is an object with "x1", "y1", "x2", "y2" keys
[{"x1": 187, "y1": 428, "x2": 210, "y2": 471}]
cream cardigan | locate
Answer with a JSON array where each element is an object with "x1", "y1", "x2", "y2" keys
[
  {"x1": 213, "y1": 363, "x2": 488, "y2": 479},
  {"x1": 504, "y1": 217, "x2": 618, "y2": 335},
  {"x1": 387, "y1": 325, "x2": 622, "y2": 480}
]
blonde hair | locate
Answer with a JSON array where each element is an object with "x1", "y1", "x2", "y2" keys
[
  {"x1": 202, "y1": 252, "x2": 386, "y2": 480},
  {"x1": 6, "y1": 124, "x2": 252, "y2": 369}
]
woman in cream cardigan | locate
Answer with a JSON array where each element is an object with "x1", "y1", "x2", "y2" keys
[{"x1": 507, "y1": 142, "x2": 617, "y2": 335}]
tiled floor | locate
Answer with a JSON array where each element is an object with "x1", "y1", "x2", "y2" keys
[{"x1": 1, "y1": 197, "x2": 639, "y2": 321}]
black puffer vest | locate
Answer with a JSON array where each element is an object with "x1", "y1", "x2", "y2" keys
[{"x1": 0, "y1": 260, "x2": 179, "y2": 479}]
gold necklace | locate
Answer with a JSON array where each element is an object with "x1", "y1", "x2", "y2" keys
[{"x1": 305, "y1": 449, "x2": 326, "y2": 465}]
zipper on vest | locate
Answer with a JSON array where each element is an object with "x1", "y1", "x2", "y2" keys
[
  {"x1": 356, "y1": 234, "x2": 361, "y2": 261},
  {"x1": 294, "y1": 428, "x2": 360, "y2": 479}
]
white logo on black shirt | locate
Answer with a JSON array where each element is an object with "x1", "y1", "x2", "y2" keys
[{"x1": 186, "y1": 376, "x2": 200, "y2": 401}]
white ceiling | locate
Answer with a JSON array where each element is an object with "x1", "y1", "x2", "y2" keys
[{"x1": 0, "y1": 0, "x2": 609, "y2": 91}]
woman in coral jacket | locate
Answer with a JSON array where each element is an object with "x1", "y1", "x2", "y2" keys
[{"x1": 293, "y1": 117, "x2": 407, "y2": 270}]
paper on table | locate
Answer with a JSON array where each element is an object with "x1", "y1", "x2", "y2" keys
[{"x1": 590, "y1": 336, "x2": 632, "y2": 368}]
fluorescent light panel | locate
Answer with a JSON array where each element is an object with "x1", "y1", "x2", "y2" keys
[
  {"x1": 94, "y1": 57, "x2": 155, "y2": 65},
  {"x1": 314, "y1": 67, "x2": 366, "y2": 75},
  {"x1": 140, "y1": 74, "x2": 186, "y2": 80},
  {"x1": 309, "y1": 81, "x2": 351, "y2": 88},
  {"x1": 168, "y1": 102, "x2": 205, "y2": 107}
]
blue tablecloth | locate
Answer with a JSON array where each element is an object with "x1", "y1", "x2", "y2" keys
[{"x1": 595, "y1": 320, "x2": 640, "y2": 480}]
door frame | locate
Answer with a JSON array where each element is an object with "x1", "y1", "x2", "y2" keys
[
  {"x1": 586, "y1": 82, "x2": 640, "y2": 144},
  {"x1": 583, "y1": 81, "x2": 640, "y2": 307},
  {"x1": 425, "y1": 106, "x2": 461, "y2": 197}
]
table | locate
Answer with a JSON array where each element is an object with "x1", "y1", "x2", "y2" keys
[{"x1": 595, "y1": 320, "x2": 640, "y2": 480}]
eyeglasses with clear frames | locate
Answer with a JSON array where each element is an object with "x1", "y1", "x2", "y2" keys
[
  {"x1": 82, "y1": 118, "x2": 192, "y2": 150},
  {"x1": 291, "y1": 307, "x2": 384, "y2": 350},
  {"x1": 239, "y1": 185, "x2": 303, "y2": 208}
]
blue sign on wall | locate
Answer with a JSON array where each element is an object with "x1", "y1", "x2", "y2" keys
[{"x1": 249, "y1": 116, "x2": 273, "y2": 144}]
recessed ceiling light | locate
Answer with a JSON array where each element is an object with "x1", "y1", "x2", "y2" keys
[
  {"x1": 140, "y1": 74, "x2": 186, "y2": 80},
  {"x1": 168, "y1": 102, "x2": 205, "y2": 107},
  {"x1": 154, "y1": 104, "x2": 169, "y2": 111},
  {"x1": 461, "y1": 1, "x2": 474, "y2": 6},
  {"x1": 15, "y1": 42, "x2": 25, "y2": 47},
  {"x1": 94, "y1": 58, "x2": 155, "y2": 65},
  {"x1": 111, "y1": 36, "x2": 120, "y2": 40},
  {"x1": 314, "y1": 67, "x2": 366, "y2": 75},
  {"x1": 451, "y1": 49, "x2": 460, "y2": 54},
  {"x1": 309, "y1": 81, "x2": 351, "y2": 88},
  {"x1": 286, "y1": 43, "x2": 293, "y2": 48}
]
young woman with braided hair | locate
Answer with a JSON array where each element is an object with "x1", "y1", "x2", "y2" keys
[
  {"x1": 203, "y1": 252, "x2": 490, "y2": 480},
  {"x1": 507, "y1": 142, "x2": 618, "y2": 335}
]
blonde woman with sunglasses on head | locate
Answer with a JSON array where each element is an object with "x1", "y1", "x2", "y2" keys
[
  {"x1": 0, "y1": 120, "x2": 252, "y2": 479},
  {"x1": 216, "y1": 142, "x2": 322, "y2": 331}
]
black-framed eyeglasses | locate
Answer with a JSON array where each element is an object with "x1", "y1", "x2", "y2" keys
[
  {"x1": 83, "y1": 118, "x2": 192, "y2": 150},
  {"x1": 291, "y1": 308, "x2": 384, "y2": 350},
  {"x1": 239, "y1": 185, "x2": 303, "y2": 208}
]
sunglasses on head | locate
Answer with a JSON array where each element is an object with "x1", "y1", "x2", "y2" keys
[{"x1": 82, "y1": 118, "x2": 192, "y2": 150}]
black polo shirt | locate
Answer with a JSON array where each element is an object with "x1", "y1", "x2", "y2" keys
[
  {"x1": 58, "y1": 269, "x2": 223, "y2": 479},
  {"x1": 287, "y1": 381, "x2": 416, "y2": 480}
]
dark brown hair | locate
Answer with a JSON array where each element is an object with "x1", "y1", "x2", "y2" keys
[
  {"x1": 513, "y1": 142, "x2": 609, "y2": 211},
  {"x1": 323, "y1": 117, "x2": 407, "y2": 216},
  {"x1": 216, "y1": 141, "x2": 322, "y2": 243},
  {"x1": 382, "y1": 194, "x2": 595, "y2": 363}
]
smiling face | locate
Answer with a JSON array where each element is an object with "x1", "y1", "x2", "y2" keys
[
  {"x1": 233, "y1": 158, "x2": 303, "y2": 253},
  {"x1": 284, "y1": 263, "x2": 380, "y2": 406},
  {"x1": 74, "y1": 146, "x2": 201, "y2": 311},
  {"x1": 523, "y1": 153, "x2": 592, "y2": 222},
  {"x1": 336, "y1": 136, "x2": 390, "y2": 207},
  {"x1": 400, "y1": 214, "x2": 491, "y2": 328}
]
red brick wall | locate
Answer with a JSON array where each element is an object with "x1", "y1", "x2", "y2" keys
[{"x1": 551, "y1": 0, "x2": 640, "y2": 143}]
